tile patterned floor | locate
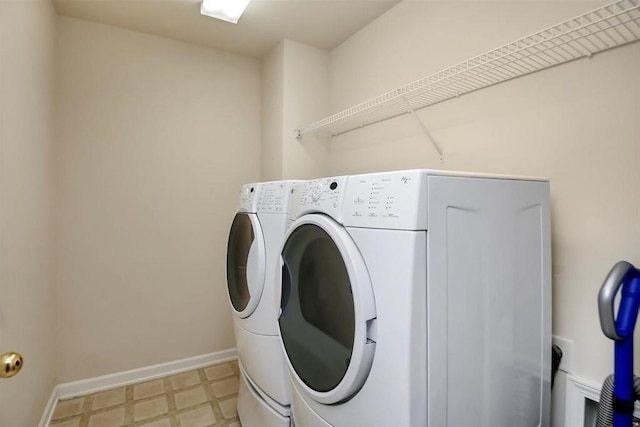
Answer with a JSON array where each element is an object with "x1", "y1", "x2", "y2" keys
[{"x1": 49, "y1": 360, "x2": 242, "y2": 427}]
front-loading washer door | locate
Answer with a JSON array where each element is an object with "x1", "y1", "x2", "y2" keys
[
  {"x1": 226, "y1": 212, "x2": 266, "y2": 318},
  {"x1": 279, "y1": 214, "x2": 376, "y2": 405}
]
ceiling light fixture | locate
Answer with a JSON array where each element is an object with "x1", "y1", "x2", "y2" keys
[{"x1": 201, "y1": 0, "x2": 251, "y2": 24}]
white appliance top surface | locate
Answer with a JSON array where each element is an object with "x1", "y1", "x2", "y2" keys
[{"x1": 353, "y1": 168, "x2": 549, "y2": 182}]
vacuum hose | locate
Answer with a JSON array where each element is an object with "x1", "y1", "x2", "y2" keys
[{"x1": 597, "y1": 374, "x2": 640, "y2": 427}]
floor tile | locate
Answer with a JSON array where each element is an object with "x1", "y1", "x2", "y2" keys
[
  {"x1": 177, "y1": 405, "x2": 217, "y2": 427},
  {"x1": 134, "y1": 396, "x2": 169, "y2": 421},
  {"x1": 133, "y1": 379, "x2": 165, "y2": 400},
  {"x1": 49, "y1": 419, "x2": 81, "y2": 427},
  {"x1": 92, "y1": 387, "x2": 126, "y2": 410},
  {"x1": 174, "y1": 386, "x2": 208, "y2": 410},
  {"x1": 218, "y1": 397, "x2": 238, "y2": 419},
  {"x1": 51, "y1": 397, "x2": 84, "y2": 420},
  {"x1": 169, "y1": 370, "x2": 201, "y2": 390},
  {"x1": 211, "y1": 378, "x2": 239, "y2": 398},
  {"x1": 228, "y1": 360, "x2": 239, "y2": 374},
  {"x1": 204, "y1": 363, "x2": 233, "y2": 381},
  {"x1": 49, "y1": 360, "x2": 242, "y2": 427},
  {"x1": 137, "y1": 417, "x2": 171, "y2": 427},
  {"x1": 87, "y1": 407, "x2": 125, "y2": 427}
]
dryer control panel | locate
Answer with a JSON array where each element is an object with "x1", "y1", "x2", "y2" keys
[
  {"x1": 342, "y1": 170, "x2": 428, "y2": 230},
  {"x1": 237, "y1": 183, "x2": 260, "y2": 213},
  {"x1": 291, "y1": 176, "x2": 348, "y2": 221},
  {"x1": 257, "y1": 180, "x2": 299, "y2": 214}
]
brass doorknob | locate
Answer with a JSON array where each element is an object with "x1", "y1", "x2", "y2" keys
[{"x1": 0, "y1": 352, "x2": 23, "y2": 379}]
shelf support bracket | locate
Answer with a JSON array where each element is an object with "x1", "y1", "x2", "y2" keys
[{"x1": 402, "y1": 96, "x2": 443, "y2": 161}]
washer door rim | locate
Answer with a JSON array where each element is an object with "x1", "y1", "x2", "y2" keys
[
  {"x1": 278, "y1": 213, "x2": 377, "y2": 404},
  {"x1": 226, "y1": 212, "x2": 266, "y2": 319}
]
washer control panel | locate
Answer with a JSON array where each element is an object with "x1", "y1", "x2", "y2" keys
[
  {"x1": 238, "y1": 183, "x2": 260, "y2": 213},
  {"x1": 342, "y1": 170, "x2": 428, "y2": 230},
  {"x1": 292, "y1": 176, "x2": 348, "y2": 220},
  {"x1": 257, "y1": 180, "x2": 299, "y2": 213}
]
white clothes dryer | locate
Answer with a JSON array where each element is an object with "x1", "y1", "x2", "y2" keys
[
  {"x1": 277, "y1": 170, "x2": 552, "y2": 427},
  {"x1": 227, "y1": 180, "x2": 300, "y2": 427}
]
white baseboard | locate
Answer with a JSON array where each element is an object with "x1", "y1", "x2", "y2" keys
[
  {"x1": 38, "y1": 386, "x2": 60, "y2": 427},
  {"x1": 564, "y1": 374, "x2": 640, "y2": 427},
  {"x1": 564, "y1": 375, "x2": 602, "y2": 427},
  {"x1": 56, "y1": 348, "x2": 237, "y2": 400}
]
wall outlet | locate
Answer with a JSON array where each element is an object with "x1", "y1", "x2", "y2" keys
[{"x1": 552, "y1": 335, "x2": 574, "y2": 374}]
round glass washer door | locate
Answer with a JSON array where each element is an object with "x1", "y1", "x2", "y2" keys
[
  {"x1": 226, "y1": 212, "x2": 266, "y2": 318},
  {"x1": 279, "y1": 214, "x2": 376, "y2": 404}
]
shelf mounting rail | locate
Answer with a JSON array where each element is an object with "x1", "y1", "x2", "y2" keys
[{"x1": 294, "y1": 0, "x2": 640, "y2": 139}]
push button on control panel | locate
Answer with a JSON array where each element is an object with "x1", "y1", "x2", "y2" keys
[
  {"x1": 342, "y1": 170, "x2": 427, "y2": 230},
  {"x1": 349, "y1": 176, "x2": 403, "y2": 219},
  {"x1": 298, "y1": 178, "x2": 345, "y2": 212},
  {"x1": 257, "y1": 183, "x2": 292, "y2": 212}
]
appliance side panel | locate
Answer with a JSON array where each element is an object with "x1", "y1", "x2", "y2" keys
[{"x1": 427, "y1": 176, "x2": 550, "y2": 427}]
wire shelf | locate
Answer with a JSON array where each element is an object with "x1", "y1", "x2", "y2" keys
[{"x1": 295, "y1": 0, "x2": 640, "y2": 138}]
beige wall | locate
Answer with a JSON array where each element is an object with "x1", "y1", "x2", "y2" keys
[
  {"x1": 261, "y1": 40, "x2": 330, "y2": 181},
  {"x1": 261, "y1": 41, "x2": 284, "y2": 181},
  {"x1": 55, "y1": 17, "x2": 261, "y2": 382},
  {"x1": 329, "y1": 0, "x2": 640, "y2": 382},
  {"x1": 281, "y1": 40, "x2": 330, "y2": 180},
  {"x1": 0, "y1": 0, "x2": 57, "y2": 424}
]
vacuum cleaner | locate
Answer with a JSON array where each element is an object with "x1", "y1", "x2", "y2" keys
[{"x1": 597, "y1": 261, "x2": 640, "y2": 427}]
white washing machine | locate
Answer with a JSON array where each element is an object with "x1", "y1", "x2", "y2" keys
[
  {"x1": 227, "y1": 180, "x2": 299, "y2": 427},
  {"x1": 277, "y1": 170, "x2": 551, "y2": 427}
]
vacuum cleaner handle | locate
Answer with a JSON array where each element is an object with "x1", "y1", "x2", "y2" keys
[{"x1": 598, "y1": 261, "x2": 635, "y2": 340}]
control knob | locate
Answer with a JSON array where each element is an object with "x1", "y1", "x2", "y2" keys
[
  {"x1": 311, "y1": 182, "x2": 323, "y2": 202},
  {"x1": 240, "y1": 187, "x2": 251, "y2": 202}
]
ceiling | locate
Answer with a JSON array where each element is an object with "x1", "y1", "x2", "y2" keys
[{"x1": 52, "y1": 0, "x2": 402, "y2": 58}]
